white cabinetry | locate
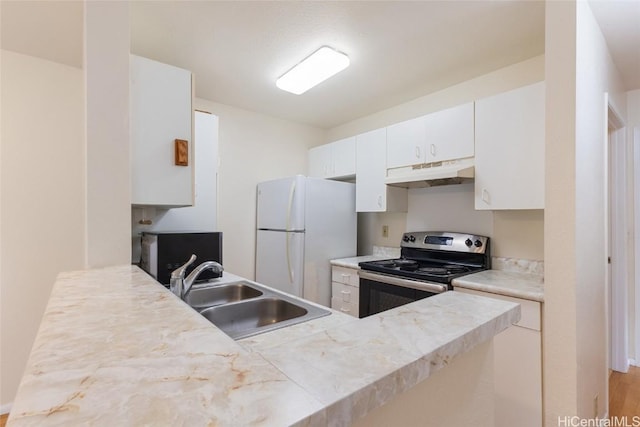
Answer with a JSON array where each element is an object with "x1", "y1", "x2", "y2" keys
[
  {"x1": 356, "y1": 128, "x2": 407, "y2": 212},
  {"x1": 309, "y1": 137, "x2": 356, "y2": 179},
  {"x1": 423, "y1": 102, "x2": 474, "y2": 162},
  {"x1": 386, "y1": 102, "x2": 474, "y2": 169},
  {"x1": 131, "y1": 55, "x2": 193, "y2": 208},
  {"x1": 455, "y1": 288, "x2": 542, "y2": 427},
  {"x1": 474, "y1": 81, "x2": 545, "y2": 210},
  {"x1": 386, "y1": 116, "x2": 426, "y2": 168},
  {"x1": 331, "y1": 266, "x2": 359, "y2": 317}
]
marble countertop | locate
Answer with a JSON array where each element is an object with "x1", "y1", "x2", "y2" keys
[
  {"x1": 8, "y1": 265, "x2": 520, "y2": 427},
  {"x1": 452, "y1": 270, "x2": 545, "y2": 302}
]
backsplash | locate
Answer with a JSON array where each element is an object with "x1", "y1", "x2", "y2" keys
[
  {"x1": 492, "y1": 257, "x2": 544, "y2": 277},
  {"x1": 372, "y1": 246, "x2": 401, "y2": 258}
]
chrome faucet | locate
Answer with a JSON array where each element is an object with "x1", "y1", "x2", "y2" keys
[{"x1": 170, "y1": 254, "x2": 224, "y2": 300}]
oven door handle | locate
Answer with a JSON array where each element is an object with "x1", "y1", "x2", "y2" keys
[{"x1": 358, "y1": 271, "x2": 449, "y2": 294}]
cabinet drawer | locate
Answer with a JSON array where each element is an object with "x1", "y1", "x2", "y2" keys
[
  {"x1": 454, "y1": 287, "x2": 541, "y2": 331},
  {"x1": 331, "y1": 296, "x2": 358, "y2": 317},
  {"x1": 331, "y1": 266, "x2": 359, "y2": 287},
  {"x1": 332, "y1": 282, "x2": 359, "y2": 304}
]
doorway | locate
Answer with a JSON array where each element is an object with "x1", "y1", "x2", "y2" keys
[{"x1": 608, "y1": 105, "x2": 629, "y2": 373}]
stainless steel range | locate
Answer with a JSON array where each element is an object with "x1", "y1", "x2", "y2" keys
[{"x1": 358, "y1": 231, "x2": 490, "y2": 317}]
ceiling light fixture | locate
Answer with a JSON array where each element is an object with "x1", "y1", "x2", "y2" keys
[{"x1": 276, "y1": 46, "x2": 350, "y2": 95}]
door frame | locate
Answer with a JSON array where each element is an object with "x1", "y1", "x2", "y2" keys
[
  {"x1": 634, "y1": 127, "x2": 640, "y2": 366},
  {"x1": 607, "y1": 102, "x2": 629, "y2": 373}
]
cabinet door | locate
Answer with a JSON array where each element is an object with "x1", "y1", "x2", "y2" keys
[
  {"x1": 331, "y1": 136, "x2": 356, "y2": 178},
  {"x1": 386, "y1": 116, "x2": 426, "y2": 168},
  {"x1": 455, "y1": 287, "x2": 542, "y2": 427},
  {"x1": 131, "y1": 55, "x2": 193, "y2": 207},
  {"x1": 423, "y1": 102, "x2": 475, "y2": 162},
  {"x1": 356, "y1": 128, "x2": 387, "y2": 211},
  {"x1": 475, "y1": 82, "x2": 545, "y2": 210},
  {"x1": 308, "y1": 144, "x2": 332, "y2": 178}
]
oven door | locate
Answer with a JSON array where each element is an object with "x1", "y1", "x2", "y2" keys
[{"x1": 358, "y1": 270, "x2": 449, "y2": 318}]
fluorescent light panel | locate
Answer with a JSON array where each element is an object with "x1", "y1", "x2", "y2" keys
[{"x1": 276, "y1": 46, "x2": 349, "y2": 95}]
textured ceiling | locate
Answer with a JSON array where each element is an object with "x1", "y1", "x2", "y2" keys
[
  {"x1": 129, "y1": 1, "x2": 545, "y2": 128},
  {"x1": 2, "y1": 1, "x2": 638, "y2": 129}
]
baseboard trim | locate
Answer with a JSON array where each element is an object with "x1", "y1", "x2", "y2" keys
[
  {"x1": 629, "y1": 358, "x2": 639, "y2": 367},
  {"x1": 0, "y1": 403, "x2": 12, "y2": 415}
]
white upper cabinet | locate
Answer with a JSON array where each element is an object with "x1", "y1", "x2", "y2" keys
[
  {"x1": 309, "y1": 136, "x2": 356, "y2": 179},
  {"x1": 131, "y1": 55, "x2": 193, "y2": 208},
  {"x1": 308, "y1": 144, "x2": 332, "y2": 178},
  {"x1": 356, "y1": 128, "x2": 407, "y2": 212},
  {"x1": 386, "y1": 102, "x2": 474, "y2": 170},
  {"x1": 386, "y1": 116, "x2": 426, "y2": 168},
  {"x1": 332, "y1": 137, "x2": 357, "y2": 178},
  {"x1": 423, "y1": 102, "x2": 474, "y2": 162},
  {"x1": 474, "y1": 81, "x2": 545, "y2": 210}
]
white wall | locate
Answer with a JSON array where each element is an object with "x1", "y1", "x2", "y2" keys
[
  {"x1": 407, "y1": 184, "x2": 493, "y2": 236},
  {"x1": 328, "y1": 56, "x2": 546, "y2": 260},
  {"x1": 193, "y1": 98, "x2": 325, "y2": 279},
  {"x1": 85, "y1": 1, "x2": 131, "y2": 267},
  {"x1": 544, "y1": 0, "x2": 627, "y2": 420},
  {"x1": 131, "y1": 112, "x2": 219, "y2": 263},
  {"x1": 0, "y1": 50, "x2": 85, "y2": 409}
]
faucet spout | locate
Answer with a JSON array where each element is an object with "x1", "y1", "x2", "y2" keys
[
  {"x1": 183, "y1": 261, "x2": 224, "y2": 299},
  {"x1": 170, "y1": 254, "x2": 197, "y2": 298},
  {"x1": 170, "y1": 255, "x2": 224, "y2": 300}
]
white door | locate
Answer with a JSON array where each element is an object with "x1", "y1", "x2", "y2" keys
[
  {"x1": 255, "y1": 230, "x2": 304, "y2": 297},
  {"x1": 256, "y1": 175, "x2": 306, "y2": 231}
]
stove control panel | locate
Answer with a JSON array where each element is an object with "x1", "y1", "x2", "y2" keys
[{"x1": 401, "y1": 231, "x2": 489, "y2": 254}]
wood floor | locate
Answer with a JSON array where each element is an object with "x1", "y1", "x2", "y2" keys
[
  {"x1": 610, "y1": 365, "x2": 640, "y2": 416},
  {"x1": 0, "y1": 368, "x2": 635, "y2": 424}
]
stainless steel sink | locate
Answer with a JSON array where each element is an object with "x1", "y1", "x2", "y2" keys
[
  {"x1": 185, "y1": 281, "x2": 331, "y2": 339},
  {"x1": 184, "y1": 281, "x2": 263, "y2": 309}
]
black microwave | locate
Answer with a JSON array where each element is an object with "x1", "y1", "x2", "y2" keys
[{"x1": 139, "y1": 231, "x2": 223, "y2": 286}]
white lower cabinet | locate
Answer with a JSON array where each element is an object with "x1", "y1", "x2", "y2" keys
[
  {"x1": 331, "y1": 266, "x2": 359, "y2": 317},
  {"x1": 455, "y1": 287, "x2": 542, "y2": 427}
]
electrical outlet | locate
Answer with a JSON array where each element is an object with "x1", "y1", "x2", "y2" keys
[{"x1": 382, "y1": 225, "x2": 389, "y2": 238}]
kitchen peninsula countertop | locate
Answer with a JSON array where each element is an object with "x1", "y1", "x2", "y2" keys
[
  {"x1": 8, "y1": 265, "x2": 519, "y2": 426},
  {"x1": 452, "y1": 269, "x2": 544, "y2": 302}
]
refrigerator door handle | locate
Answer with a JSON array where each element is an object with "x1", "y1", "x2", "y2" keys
[
  {"x1": 285, "y1": 180, "x2": 296, "y2": 283},
  {"x1": 286, "y1": 179, "x2": 296, "y2": 232},
  {"x1": 286, "y1": 232, "x2": 294, "y2": 284}
]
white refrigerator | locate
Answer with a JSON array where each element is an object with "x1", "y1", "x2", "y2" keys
[{"x1": 255, "y1": 175, "x2": 357, "y2": 307}]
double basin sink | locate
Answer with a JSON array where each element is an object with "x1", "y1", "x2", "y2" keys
[{"x1": 184, "y1": 280, "x2": 331, "y2": 339}]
